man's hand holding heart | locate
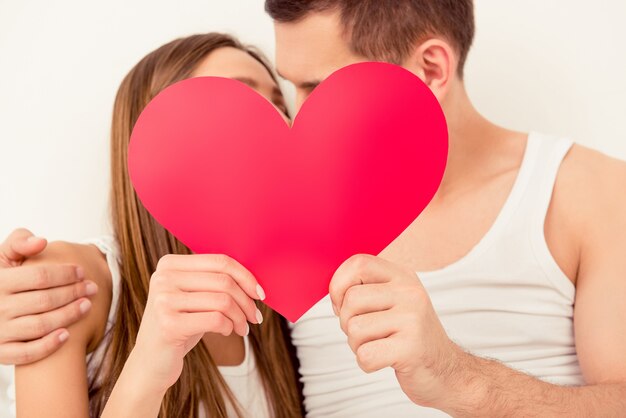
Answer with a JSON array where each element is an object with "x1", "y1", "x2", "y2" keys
[{"x1": 329, "y1": 254, "x2": 479, "y2": 412}]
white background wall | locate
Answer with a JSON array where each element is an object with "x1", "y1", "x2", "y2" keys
[{"x1": 1, "y1": 1, "x2": 625, "y2": 241}]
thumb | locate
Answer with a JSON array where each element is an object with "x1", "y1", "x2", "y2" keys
[{"x1": 0, "y1": 228, "x2": 48, "y2": 265}]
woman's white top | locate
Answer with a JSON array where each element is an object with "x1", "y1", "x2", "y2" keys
[{"x1": 289, "y1": 132, "x2": 585, "y2": 417}]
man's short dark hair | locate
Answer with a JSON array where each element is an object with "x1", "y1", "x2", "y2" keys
[{"x1": 265, "y1": 0, "x2": 475, "y2": 77}]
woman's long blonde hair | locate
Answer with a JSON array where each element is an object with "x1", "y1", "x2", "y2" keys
[{"x1": 88, "y1": 33, "x2": 303, "y2": 418}]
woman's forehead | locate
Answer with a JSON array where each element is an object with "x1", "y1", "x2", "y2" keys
[{"x1": 192, "y1": 47, "x2": 276, "y2": 87}]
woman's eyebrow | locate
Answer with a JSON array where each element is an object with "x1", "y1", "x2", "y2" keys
[{"x1": 234, "y1": 77, "x2": 284, "y2": 106}]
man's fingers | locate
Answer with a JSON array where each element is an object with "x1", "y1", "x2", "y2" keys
[
  {"x1": 7, "y1": 280, "x2": 98, "y2": 317},
  {"x1": 0, "y1": 228, "x2": 47, "y2": 264},
  {"x1": 355, "y1": 335, "x2": 402, "y2": 374},
  {"x1": 4, "y1": 298, "x2": 91, "y2": 341},
  {"x1": 157, "y1": 254, "x2": 265, "y2": 301},
  {"x1": 345, "y1": 310, "x2": 400, "y2": 353},
  {"x1": 339, "y1": 283, "x2": 395, "y2": 322},
  {"x1": 329, "y1": 254, "x2": 404, "y2": 313},
  {"x1": 0, "y1": 328, "x2": 69, "y2": 365},
  {"x1": 3, "y1": 263, "x2": 85, "y2": 293}
]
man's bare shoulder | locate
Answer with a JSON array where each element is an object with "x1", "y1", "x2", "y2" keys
[
  {"x1": 556, "y1": 144, "x2": 626, "y2": 239},
  {"x1": 559, "y1": 144, "x2": 626, "y2": 208}
]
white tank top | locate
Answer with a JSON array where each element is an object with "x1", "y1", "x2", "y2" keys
[{"x1": 289, "y1": 132, "x2": 583, "y2": 417}]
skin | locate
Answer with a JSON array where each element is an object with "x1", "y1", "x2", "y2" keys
[
  {"x1": 14, "y1": 46, "x2": 286, "y2": 418},
  {"x1": 0, "y1": 229, "x2": 95, "y2": 365},
  {"x1": 274, "y1": 10, "x2": 626, "y2": 417}
]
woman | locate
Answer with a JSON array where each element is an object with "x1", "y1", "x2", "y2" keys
[{"x1": 14, "y1": 33, "x2": 303, "y2": 418}]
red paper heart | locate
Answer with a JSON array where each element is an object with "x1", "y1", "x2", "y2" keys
[{"x1": 128, "y1": 62, "x2": 447, "y2": 321}]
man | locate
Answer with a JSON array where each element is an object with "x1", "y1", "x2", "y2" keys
[
  {"x1": 1, "y1": 1, "x2": 625, "y2": 416},
  {"x1": 265, "y1": 0, "x2": 626, "y2": 416}
]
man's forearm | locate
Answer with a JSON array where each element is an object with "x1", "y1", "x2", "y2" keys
[{"x1": 439, "y1": 351, "x2": 626, "y2": 417}]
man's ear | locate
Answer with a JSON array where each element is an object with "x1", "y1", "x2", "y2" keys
[{"x1": 403, "y1": 39, "x2": 456, "y2": 101}]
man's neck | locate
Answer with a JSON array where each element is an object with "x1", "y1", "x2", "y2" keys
[{"x1": 436, "y1": 82, "x2": 521, "y2": 197}]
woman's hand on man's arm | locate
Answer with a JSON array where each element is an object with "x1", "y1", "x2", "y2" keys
[{"x1": 0, "y1": 228, "x2": 98, "y2": 365}]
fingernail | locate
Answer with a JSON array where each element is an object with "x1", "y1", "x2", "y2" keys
[
  {"x1": 27, "y1": 236, "x2": 43, "y2": 243},
  {"x1": 85, "y1": 281, "x2": 98, "y2": 296},
  {"x1": 58, "y1": 330, "x2": 69, "y2": 342},
  {"x1": 79, "y1": 299, "x2": 91, "y2": 314},
  {"x1": 76, "y1": 266, "x2": 85, "y2": 280},
  {"x1": 245, "y1": 323, "x2": 250, "y2": 336},
  {"x1": 256, "y1": 284, "x2": 266, "y2": 301},
  {"x1": 256, "y1": 308, "x2": 264, "y2": 324}
]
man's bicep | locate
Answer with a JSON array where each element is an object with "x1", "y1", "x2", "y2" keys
[{"x1": 574, "y1": 173, "x2": 626, "y2": 384}]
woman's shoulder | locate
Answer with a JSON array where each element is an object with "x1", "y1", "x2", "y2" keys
[
  {"x1": 15, "y1": 240, "x2": 114, "y2": 414},
  {"x1": 23, "y1": 240, "x2": 114, "y2": 353}
]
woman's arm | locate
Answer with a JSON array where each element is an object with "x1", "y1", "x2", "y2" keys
[
  {"x1": 102, "y1": 254, "x2": 264, "y2": 418},
  {"x1": 15, "y1": 241, "x2": 112, "y2": 418}
]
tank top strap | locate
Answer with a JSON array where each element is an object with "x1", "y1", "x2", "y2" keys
[
  {"x1": 523, "y1": 133, "x2": 574, "y2": 226},
  {"x1": 518, "y1": 132, "x2": 575, "y2": 299}
]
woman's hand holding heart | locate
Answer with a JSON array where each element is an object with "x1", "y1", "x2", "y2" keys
[
  {"x1": 134, "y1": 254, "x2": 264, "y2": 392},
  {"x1": 103, "y1": 254, "x2": 265, "y2": 417}
]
